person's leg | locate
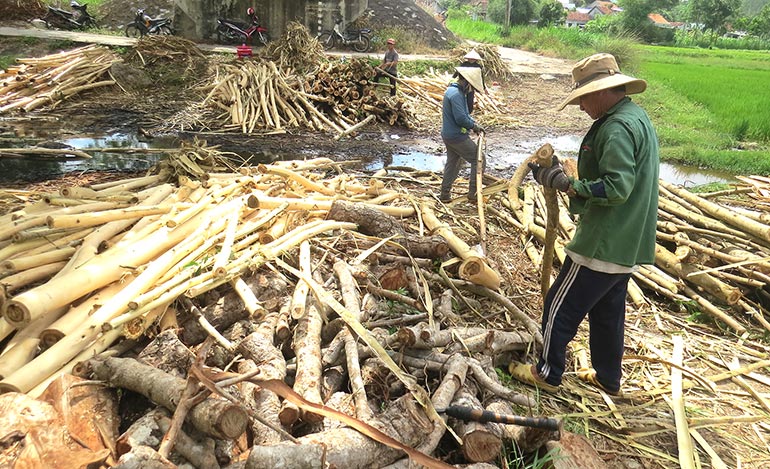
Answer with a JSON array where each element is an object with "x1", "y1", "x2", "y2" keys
[
  {"x1": 537, "y1": 258, "x2": 629, "y2": 387},
  {"x1": 389, "y1": 74, "x2": 397, "y2": 96},
  {"x1": 440, "y1": 140, "x2": 464, "y2": 200},
  {"x1": 587, "y1": 274, "x2": 630, "y2": 393},
  {"x1": 453, "y1": 138, "x2": 479, "y2": 198}
]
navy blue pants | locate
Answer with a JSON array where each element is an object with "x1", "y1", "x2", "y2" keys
[{"x1": 536, "y1": 256, "x2": 631, "y2": 393}]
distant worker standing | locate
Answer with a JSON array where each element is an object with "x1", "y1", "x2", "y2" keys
[
  {"x1": 374, "y1": 38, "x2": 399, "y2": 96},
  {"x1": 439, "y1": 67, "x2": 486, "y2": 203},
  {"x1": 457, "y1": 49, "x2": 486, "y2": 113}
]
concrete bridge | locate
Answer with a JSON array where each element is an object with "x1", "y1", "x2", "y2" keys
[{"x1": 173, "y1": 0, "x2": 369, "y2": 41}]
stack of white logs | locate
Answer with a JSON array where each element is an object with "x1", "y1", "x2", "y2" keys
[{"x1": 0, "y1": 45, "x2": 119, "y2": 113}]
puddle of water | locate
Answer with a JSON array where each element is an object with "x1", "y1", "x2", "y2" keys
[
  {"x1": 0, "y1": 134, "x2": 179, "y2": 184},
  {"x1": 0, "y1": 131, "x2": 736, "y2": 188},
  {"x1": 365, "y1": 134, "x2": 736, "y2": 187},
  {"x1": 365, "y1": 150, "x2": 445, "y2": 173}
]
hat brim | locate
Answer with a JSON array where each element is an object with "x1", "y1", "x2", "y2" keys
[
  {"x1": 455, "y1": 67, "x2": 484, "y2": 93},
  {"x1": 558, "y1": 74, "x2": 646, "y2": 111}
]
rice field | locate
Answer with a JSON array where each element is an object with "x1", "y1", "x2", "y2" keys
[{"x1": 638, "y1": 47, "x2": 770, "y2": 143}]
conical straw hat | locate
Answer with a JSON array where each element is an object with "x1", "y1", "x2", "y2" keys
[{"x1": 455, "y1": 67, "x2": 484, "y2": 93}]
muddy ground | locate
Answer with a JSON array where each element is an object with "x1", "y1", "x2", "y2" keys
[{"x1": 0, "y1": 40, "x2": 589, "y2": 187}]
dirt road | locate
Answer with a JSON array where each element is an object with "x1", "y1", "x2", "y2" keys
[{"x1": 0, "y1": 25, "x2": 573, "y2": 76}]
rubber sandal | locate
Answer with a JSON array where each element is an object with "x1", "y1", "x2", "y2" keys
[
  {"x1": 576, "y1": 368, "x2": 621, "y2": 396},
  {"x1": 509, "y1": 362, "x2": 559, "y2": 393}
]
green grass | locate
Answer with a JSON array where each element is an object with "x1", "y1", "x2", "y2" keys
[
  {"x1": 0, "y1": 56, "x2": 14, "y2": 71},
  {"x1": 444, "y1": 15, "x2": 770, "y2": 175},
  {"x1": 635, "y1": 46, "x2": 770, "y2": 174},
  {"x1": 446, "y1": 16, "x2": 506, "y2": 45},
  {"x1": 641, "y1": 63, "x2": 770, "y2": 141}
]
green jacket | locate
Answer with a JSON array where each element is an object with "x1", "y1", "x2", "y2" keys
[{"x1": 567, "y1": 97, "x2": 659, "y2": 267}]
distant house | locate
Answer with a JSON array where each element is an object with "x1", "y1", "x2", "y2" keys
[
  {"x1": 648, "y1": 13, "x2": 686, "y2": 30},
  {"x1": 471, "y1": 0, "x2": 488, "y2": 20},
  {"x1": 585, "y1": 1, "x2": 622, "y2": 18},
  {"x1": 564, "y1": 1, "x2": 620, "y2": 28},
  {"x1": 648, "y1": 13, "x2": 671, "y2": 28},
  {"x1": 566, "y1": 11, "x2": 590, "y2": 28}
]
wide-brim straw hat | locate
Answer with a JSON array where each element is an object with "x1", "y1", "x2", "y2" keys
[
  {"x1": 455, "y1": 67, "x2": 484, "y2": 92},
  {"x1": 464, "y1": 49, "x2": 482, "y2": 61},
  {"x1": 558, "y1": 53, "x2": 647, "y2": 111}
]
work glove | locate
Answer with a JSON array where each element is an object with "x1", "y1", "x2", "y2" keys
[
  {"x1": 472, "y1": 124, "x2": 485, "y2": 134},
  {"x1": 528, "y1": 155, "x2": 571, "y2": 192}
]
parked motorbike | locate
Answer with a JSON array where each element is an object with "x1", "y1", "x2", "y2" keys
[
  {"x1": 316, "y1": 16, "x2": 371, "y2": 53},
  {"x1": 44, "y1": 1, "x2": 97, "y2": 30},
  {"x1": 216, "y1": 7, "x2": 270, "y2": 46},
  {"x1": 125, "y1": 9, "x2": 174, "y2": 37}
]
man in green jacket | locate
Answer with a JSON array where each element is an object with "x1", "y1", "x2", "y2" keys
[{"x1": 510, "y1": 53, "x2": 659, "y2": 396}]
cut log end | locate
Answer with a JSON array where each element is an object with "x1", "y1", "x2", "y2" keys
[
  {"x1": 0, "y1": 382, "x2": 21, "y2": 394},
  {"x1": 217, "y1": 405, "x2": 250, "y2": 439},
  {"x1": 40, "y1": 329, "x2": 65, "y2": 348},
  {"x1": 459, "y1": 257, "x2": 501, "y2": 290},
  {"x1": 462, "y1": 430, "x2": 503, "y2": 463},
  {"x1": 4, "y1": 301, "x2": 31, "y2": 328}
]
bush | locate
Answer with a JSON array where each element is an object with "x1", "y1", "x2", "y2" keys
[
  {"x1": 369, "y1": 28, "x2": 435, "y2": 54},
  {"x1": 674, "y1": 29, "x2": 770, "y2": 50},
  {"x1": 591, "y1": 33, "x2": 642, "y2": 71}
]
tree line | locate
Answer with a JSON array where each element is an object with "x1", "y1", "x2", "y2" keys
[{"x1": 439, "y1": 0, "x2": 770, "y2": 43}]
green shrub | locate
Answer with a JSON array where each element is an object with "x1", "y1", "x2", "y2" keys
[
  {"x1": 674, "y1": 29, "x2": 770, "y2": 50},
  {"x1": 0, "y1": 55, "x2": 15, "y2": 71},
  {"x1": 369, "y1": 28, "x2": 437, "y2": 54}
]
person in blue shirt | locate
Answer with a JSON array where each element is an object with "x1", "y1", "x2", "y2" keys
[{"x1": 439, "y1": 67, "x2": 486, "y2": 203}]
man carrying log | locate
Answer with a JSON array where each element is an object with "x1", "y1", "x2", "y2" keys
[
  {"x1": 510, "y1": 53, "x2": 660, "y2": 396},
  {"x1": 374, "y1": 38, "x2": 399, "y2": 96},
  {"x1": 439, "y1": 67, "x2": 485, "y2": 204}
]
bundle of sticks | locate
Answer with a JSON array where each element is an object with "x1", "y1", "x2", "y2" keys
[
  {"x1": 449, "y1": 44, "x2": 516, "y2": 81},
  {"x1": 129, "y1": 35, "x2": 207, "y2": 72},
  {"x1": 262, "y1": 20, "x2": 327, "y2": 74},
  {"x1": 200, "y1": 58, "x2": 414, "y2": 135},
  {"x1": 496, "y1": 167, "x2": 770, "y2": 336},
  {"x1": 0, "y1": 44, "x2": 120, "y2": 113}
]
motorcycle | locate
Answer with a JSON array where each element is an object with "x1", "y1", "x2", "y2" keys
[
  {"x1": 216, "y1": 7, "x2": 270, "y2": 46},
  {"x1": 44, "y1": 1, "x2": 97, "y2": 30},
  {"x1": 316, "y1": 17, "x2": 371, "y2": 53},
  {"x1": 125, "y1": 9, "x2": 174, "y2": 37}
]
